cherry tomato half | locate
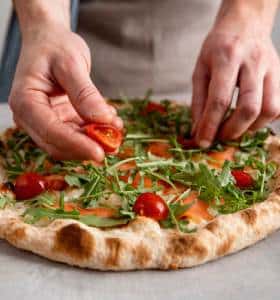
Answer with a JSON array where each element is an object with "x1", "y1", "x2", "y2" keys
[
  {"x1": 133, "y1": 192, "x2": 169, "y2": 221},
  {"x1": 84, "y1": 123, "x2": 123, "y2": 152},
  {"x1": 231, "y1": 170, "x2": 254, "y2": 189},
  {"x1": 14, "y1": 172, "x2": 46, "y2": 200},
  {"x1": 142, "y1": 102, "x2": 166, "y2": 115}
]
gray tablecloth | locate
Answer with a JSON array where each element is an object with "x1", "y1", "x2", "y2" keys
[{"x1": 0, "y1": 104, "x2": 279, "y2": 300}]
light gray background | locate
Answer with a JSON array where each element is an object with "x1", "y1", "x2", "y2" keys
[{"x1": 0, "y1": 2, "x2": 280, "y2": 300}]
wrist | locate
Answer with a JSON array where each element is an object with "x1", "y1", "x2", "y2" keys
[
  {"x1": 214, "y1": 0, "x2": 278, "y2": 36},
  {"x1": 13, "y1": 0, "x2": 70, "y2": 39}
]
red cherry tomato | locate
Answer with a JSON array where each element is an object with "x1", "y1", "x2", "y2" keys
[
  {"x1": 14, "y1": 172, "x2": 46, "y2": 200},
  {"x1": 84, "y1": 123, "x2": 123, "y2": 152},
  {"x1": 177, "y1": 136, "x2": 198, "y2": 149},
  {"x1": 142, "y1": 102, "x2": 166, "y2": 115},
  {"x1": 45, "y1": 175, "x2": 68, "y2": 191},
  {"x1": 231, "y1": 170, "x2": 254, "y2": 189},
  {"x1": 133, "y1": 192, "x2": 169, "y2": 221}
]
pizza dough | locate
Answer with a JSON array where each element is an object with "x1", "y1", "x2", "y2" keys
[{"x1": 0, "y1": 101, "x2": 279, "y2": 271}]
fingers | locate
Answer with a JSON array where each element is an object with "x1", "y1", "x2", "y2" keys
[
  {"x1": 249, "y1": 73, "x2": 280, "y2": 130},
  {"x1": 10, "y1": 91, "x2": 105, "y2": 161},
  {"x1": 194, "y1": 63, "x2": 239, "y2": 147},
  {"x1": 14, "y1": 116, "x2": 66, "y2": 160},
  {"x1": 191, "y1": 61, "x2": 209, "y2": 134},
  {"x1": 219, "y1": 64, "x2": 265, "y2": 140},
  {"x1": 112, "y1": 116, "x2": 124, "y2": 129},
  {"x1": 50, "y1": 95, "x2": 84, "y2": 125},
  {"x1": 53, "y1": 57, "x2": 123, "y2": 128}
]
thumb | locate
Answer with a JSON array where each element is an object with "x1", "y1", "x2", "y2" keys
[{"x1": 53, "y1": 58, "x2": 115, "y2": 124}]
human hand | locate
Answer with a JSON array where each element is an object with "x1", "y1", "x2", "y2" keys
[
  {"x1": 191, "y1": 1, "x2": 280, "y2": 147},
  {"x1": 9, "y1": 26, "x2": 122, "y2": 161}
]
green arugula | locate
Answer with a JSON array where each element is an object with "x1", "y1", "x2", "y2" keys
[
  {"x1": 0, "y1": 98, "x2": 277, "y2": 233},
  {"x1": 23, "y1": 206, "x2": 129, "y2": 228},
  {"x1": 0, "y1": 193, "x2": 14, "y2": 209},
  {"x1": 161, "y1": 200, "x2": 196, "y2": 233}
]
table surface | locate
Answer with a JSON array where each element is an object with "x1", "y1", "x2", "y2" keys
[{"x1": 0, "y1": 104, "x2": 279, "y2": 300}]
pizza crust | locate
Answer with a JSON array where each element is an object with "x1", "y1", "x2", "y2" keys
[{"x1": 0, "y1": 137, "x2": 280, "y2": 271}]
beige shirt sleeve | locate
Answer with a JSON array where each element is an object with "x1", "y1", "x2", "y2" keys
[{"x1": 78, "y1": 0, "x2": 220, "y2": 102}]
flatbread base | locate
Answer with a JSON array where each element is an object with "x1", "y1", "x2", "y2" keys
[{"x1": 0, "y1": 137, "x2": 280, "y2": 271}]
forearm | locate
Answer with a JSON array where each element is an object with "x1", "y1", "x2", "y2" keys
[
  {"x1": 13, "y1": 0, "x2": 71, "y2": 38},
  {"x1": 215, "y1": 0, "x2": 279, "y2": 35}
]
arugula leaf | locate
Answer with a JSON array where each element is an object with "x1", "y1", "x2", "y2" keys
[
  {"x1": 0, "y1": 197, "x2": 7, "y2": 209},
  {"x1": 24, "y1": 207, "x2": 80, "y2": 224},
  {"x1": 27, "y1": 192, "x2": 56, "y2": 208},
  {"x1": 59, "y1": 192, "x2": 65, "y2": 209},
  {"x1": 239, "y1": 128, "x2": 270, "y2": 150},
  {"x1": 81, "y1": 171, "x2": 105, "y2": 206},
  {"x1": 80, "y1": 215, "x2": 129, "y2": 227},
  {"x1": 33, "y1": 152, "x2": 48, "y2": 172},
  {"x1": 177, "y1": 219, "x2": 196, "y2": 233},
  {"x1": 169, "y1": 201, "x2": 194, "y2": 218},
  {"x1": 23, "y1": 206, "x2": 129, "y2": 228},
  {"x1": 0, "y1": 193, "x2": 14, "y2": 209},
  {"x1": 119, "y1": 209, "x2": 135, "y2": 219},
  {"x1": 218, "y1": 161, "x2": 233, "y2": 187},
  {"x1": 161, "y1": 199, "x2": 195, "y2": 233},
  {"x1": 65, "y1": 174, "x2": 82, "y2": 187}
]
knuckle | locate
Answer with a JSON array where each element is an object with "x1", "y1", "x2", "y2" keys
[
  {"x1": 240, "y1": 103, "x2": 260, "y2": 120},
  {"x1": 211, "y1": 97, "x2": 229, "y2": 112},
  {"x1": 76, "y1": 84, "x2": 100, "y2": 105},
  {"x1": 55, "y1": 53, "x2": 80, "y2": 75},
  {"x1": 262, "y1": 104, "x2": 279, "y2": 119},
  {"x1": 66, "y1": 52, "x2": 81, "y2": 67},
  {"x1": 238, "y1": 87, "x2": 257, "y2": 100},
  {"x1": 71, "y1": 33, "x2": 91, "y2": 70},
  {"x1": 222, "y1": 37, "x2": 242, "y2": 62},
  {"x1": 250, "y1": 46, "x2": 263, "y2": 66}
]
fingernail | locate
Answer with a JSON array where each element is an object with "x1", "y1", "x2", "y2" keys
[
  {"x1": 109, "y1": 106, "x2": 117, "y2": 116},
  {"x1": 198, "y1": 139, "x2": 210, "y2": 149},
  {"x1": 92, "y1": 148, "x2": 105, "y2": 162},
  {"x1": 113, "y1": 117, "x2": 123, "y2": 129}
]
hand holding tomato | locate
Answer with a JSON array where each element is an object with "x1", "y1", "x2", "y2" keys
[{"x1": 10, "y1": 2, "x2": 123, "y2": 162}]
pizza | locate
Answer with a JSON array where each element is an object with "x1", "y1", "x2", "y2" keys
[{"x1": 0, "y1": 97, "x2": 280, "y2": 271}]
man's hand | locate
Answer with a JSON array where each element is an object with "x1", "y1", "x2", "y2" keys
[
  {"x1": 10, "y1": 0, "x2": 122, "y2": 161},
  {"x1": 192, "y1": 0, "x2": 280, "y2": 148}
]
